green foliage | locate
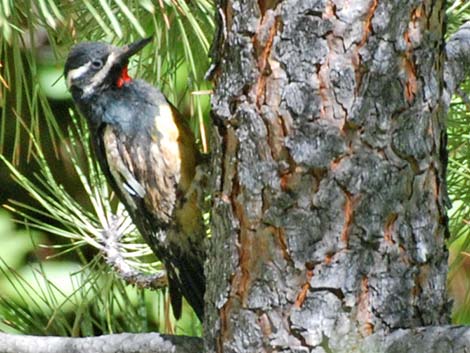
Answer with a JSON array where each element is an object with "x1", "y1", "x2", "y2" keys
[
  {"x1": 446, "y1": 0, "x2": 470, "y2": 325},
  {"x1": 447, "y1": 82, "x2": 470, "y2": 324},
  {"x1": 447, "y1": 0, "x2": 470, "y2": 36},
  {"x1": 0, "y1": 0, "x2": 213, "y2": 336}
]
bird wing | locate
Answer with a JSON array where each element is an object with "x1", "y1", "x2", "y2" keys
[
  {"x1": 99, "y1": 99, "x2": 193, "y2": 220},
  {"x1": 101, "y1": 126, "x2": 145, "y2": 207}
]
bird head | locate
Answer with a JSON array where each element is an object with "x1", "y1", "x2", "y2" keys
[{"x1": 64, "y1": 37, "x2": 152, "y2": 99}]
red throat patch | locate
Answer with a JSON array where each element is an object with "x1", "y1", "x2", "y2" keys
[{"x1": 116, "y1": 66, "x2": 132, "y2": 88}]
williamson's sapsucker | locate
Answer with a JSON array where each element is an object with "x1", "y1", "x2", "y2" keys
[{"x1": 64, "y1": 38, "x2": 205, "y2": 321}]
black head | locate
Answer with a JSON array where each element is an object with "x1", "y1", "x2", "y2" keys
[{"x1": 64, "y1": 38, "x2": 152, "y2": 99}]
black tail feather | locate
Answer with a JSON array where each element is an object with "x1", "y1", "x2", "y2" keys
[
  {"x1": 167, "y1": 252, "x2": 205, "y2": 321},
  {"x1": 168, "y1": 276, "x2": 183, "y2": 319}
]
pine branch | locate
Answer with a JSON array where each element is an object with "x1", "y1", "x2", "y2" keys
[
  {"x1": 3, "y1": 325, "x2": 470, "y2": 353},
  {"x1": 361, "y1": 325, "x2": 470, "y2": 353},
  {"x1": 444, "y1": 21, "x2": 470, "y2": 110},
  {"x1": 100, "y1": 215, "x2": 168, "y2": 290},
  {"x1": 0, "y1": 332, "x2": 202, "y2": 353}
]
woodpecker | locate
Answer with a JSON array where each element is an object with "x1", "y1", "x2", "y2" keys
[{"x1": 64, "y1": 38, "x2": 205, "y2": 321}]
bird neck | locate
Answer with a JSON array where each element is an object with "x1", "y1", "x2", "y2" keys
[{"x1": 116, "y1": 65, "x2": 132, "y2": 88}]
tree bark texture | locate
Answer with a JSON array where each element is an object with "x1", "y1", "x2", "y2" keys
[{"x1": 207, "y1": 0, "x2": 450, "y2": 352}]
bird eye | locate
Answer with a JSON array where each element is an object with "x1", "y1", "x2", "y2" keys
[{"x1": 91, "y1": 60, "x2": 103, "y2": 69}]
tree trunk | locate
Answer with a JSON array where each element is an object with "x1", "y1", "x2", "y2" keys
[{"x1": 207, "y1": 0, "x2": 450, "y2": 352}]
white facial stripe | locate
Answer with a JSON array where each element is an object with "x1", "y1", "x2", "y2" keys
[
  {"x1": 83, "y1": 52, "x2": 118, "y2": 96},
  {"x1": 66, "y1": 62, "x2": 92, "y2": 88}
]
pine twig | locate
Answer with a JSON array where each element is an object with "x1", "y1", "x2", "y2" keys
[{"x1": 100, "y1": 215, "x2": 167, "y2": 290}]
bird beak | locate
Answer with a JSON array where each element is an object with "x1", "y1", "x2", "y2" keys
[{"x1": 118, "y1": 37, "x2": 152, "y2": 63}]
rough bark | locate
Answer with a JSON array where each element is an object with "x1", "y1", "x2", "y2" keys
[{"x1": 207, "y1": 0, "x2": 451, "y2": 352}]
